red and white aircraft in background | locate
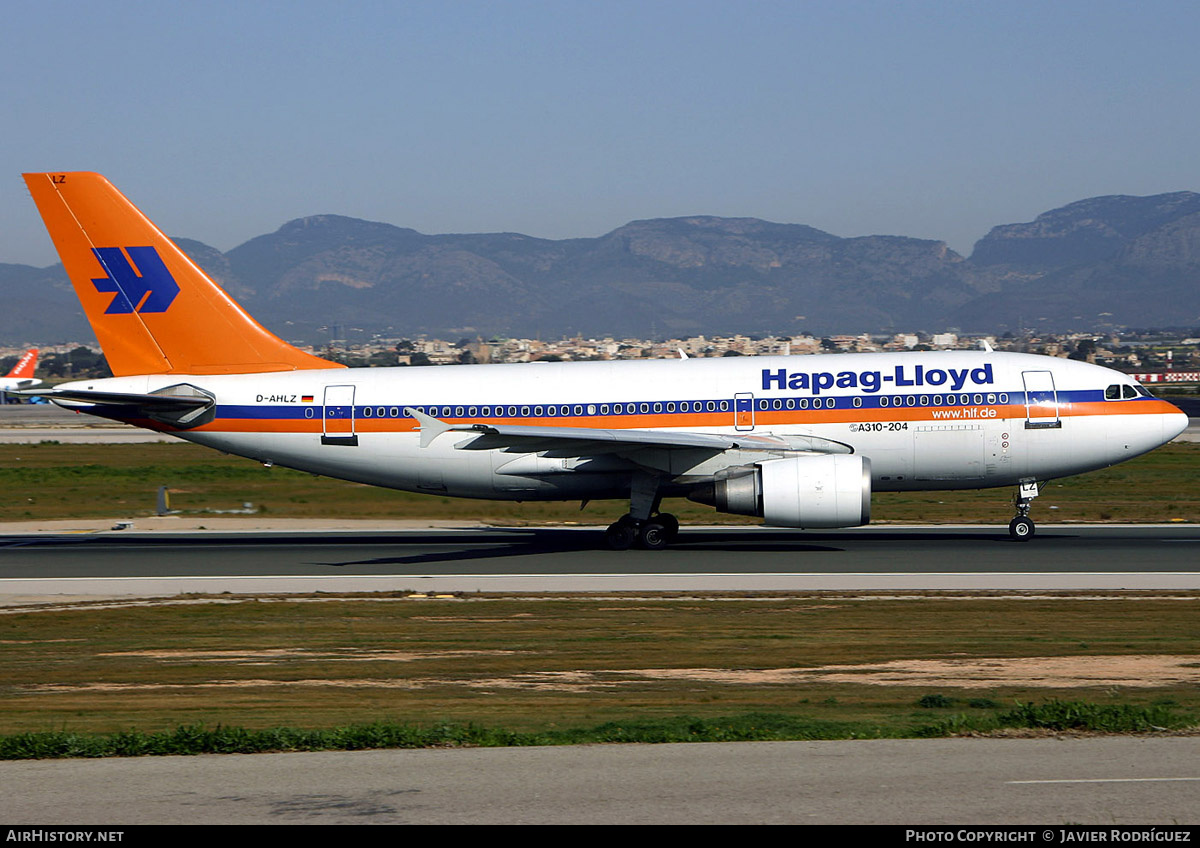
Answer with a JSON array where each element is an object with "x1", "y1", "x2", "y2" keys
[{"x1": 0, "y1": 348, "x2": 40, "y2": 395}]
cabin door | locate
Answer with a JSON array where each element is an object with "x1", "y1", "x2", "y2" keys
[
  {"x1": 322, "y1": 385, "x2": 359, "y2": 446},
  {"x1": 1022, "y1": 371, "x2": 1062, "y2": 429}
]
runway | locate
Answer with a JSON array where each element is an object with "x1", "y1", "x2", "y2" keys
[{"x1": 2, "y1": 524, "x2": 1198, "y2": 597}]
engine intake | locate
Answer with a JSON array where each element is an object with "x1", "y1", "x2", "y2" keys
[{"x1": 688, "y1": 454, "x2": 871, "y2": 528}]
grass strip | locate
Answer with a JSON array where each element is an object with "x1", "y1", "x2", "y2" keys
[
  {"x1": 2, "y1": 701, "x2": 1195, "y2": 759},
  {"x1": 914, "y1": 700, "x2": 1197, "y2": 737}
]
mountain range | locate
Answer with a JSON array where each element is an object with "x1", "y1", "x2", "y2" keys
[{"x1": 3, "y1": 191, "x2": 1199, "y2": 345}]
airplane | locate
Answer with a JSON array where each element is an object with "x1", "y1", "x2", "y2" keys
[
  {"x1": 17, "y1": 171, "x2": 1190, "y2": 549},
  {"x1": 0, "y1": 348, "x2": 41, "y2": 400}
]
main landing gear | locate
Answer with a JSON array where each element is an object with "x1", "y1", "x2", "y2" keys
[
  {"x1": 1008, "y1": 481, "x2": 1039, "y2": 541},
  {"x1": 604, "y1": 470, "x2": 680, "y2": 550},
  {"x1": 604, "y1": 512, "x2": 680, "y2": 550}
]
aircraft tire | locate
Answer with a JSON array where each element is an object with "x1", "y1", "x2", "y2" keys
[
  {"x1": 656, "y1": 513, "x2": 680, "y2": 540},
  {"x1": 605, "y1": 521, "x2": 637, "y2": 551},
  {"x1": 1008, "y1": 516, "x2": 1035, "y2": 541},
  {"x1": 638, "y1": 521, "x2": 670, "y2": 550}
]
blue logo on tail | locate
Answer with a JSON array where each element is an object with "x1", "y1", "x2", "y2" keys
[{"x1": 91, "y1": 246, "x2": 180, "y2": 314}]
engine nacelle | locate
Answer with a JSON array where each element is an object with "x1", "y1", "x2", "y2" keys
[{"x1": 688, "y1": 454, "x2": 871, "y2": 528}]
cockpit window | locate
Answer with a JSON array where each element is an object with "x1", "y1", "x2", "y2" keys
[{"x1": 1106, "y1": 383, "x2": 1147, "y2": 400}]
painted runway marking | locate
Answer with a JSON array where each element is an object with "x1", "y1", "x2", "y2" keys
[{"x1": 1008, "y1": 777, "x2": 1200, "y2": 784}]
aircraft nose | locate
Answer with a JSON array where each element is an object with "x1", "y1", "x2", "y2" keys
[
  {"x1": 1163, "y1": 404, "x2": 1189, "y2": 444},
  {"x1": 1161, "y1": 410, "x2": 1190, "y2": 443}
]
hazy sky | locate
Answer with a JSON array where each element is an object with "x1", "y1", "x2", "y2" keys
[{"x1": 2, "y1": 0, "x2": 1197, "y2": 266}]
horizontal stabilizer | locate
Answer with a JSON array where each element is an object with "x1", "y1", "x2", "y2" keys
[{"x1": 18, "y1": 383, "x2": 216, "y2": 429}]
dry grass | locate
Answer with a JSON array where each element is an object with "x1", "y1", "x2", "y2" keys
[{"x1": 2, "y1": 593, "x2": 1198, "y2": 735}]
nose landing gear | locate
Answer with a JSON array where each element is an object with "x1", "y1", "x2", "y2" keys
[{"x1": 1009, "y1": 481, "x2": 1039, "y2": 541}]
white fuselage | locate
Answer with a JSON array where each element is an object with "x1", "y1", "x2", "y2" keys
[{"x1": 57, "y1": 350, "x2": 1188, "y2": 504}]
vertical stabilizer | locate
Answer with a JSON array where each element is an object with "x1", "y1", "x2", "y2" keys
[
  {"x1": 6, "y1": 348, "x2": 37, "y2": 379},
  {"x1": 23, "y1": 172, "x2": 342, "y2": 376}
]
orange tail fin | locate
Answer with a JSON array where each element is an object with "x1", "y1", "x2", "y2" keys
[
  {"x1": 23, "y1": 172, "x2": 342, "y2": 376},
  {"x1": 7, "y1": 348, "x2": 37, "y2": 379}
]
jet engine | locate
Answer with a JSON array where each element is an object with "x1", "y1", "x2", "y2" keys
[{"x1": 688, "y1": 454, "x2": 871, "y2": 528}]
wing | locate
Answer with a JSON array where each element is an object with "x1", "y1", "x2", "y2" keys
[{"x1": 404, "y1": 406, "x2": 852, "y2": 456}]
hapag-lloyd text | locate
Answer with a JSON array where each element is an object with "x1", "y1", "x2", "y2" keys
[{"x1": 762, "y1": 364, "x2": 995, "y2": 395}]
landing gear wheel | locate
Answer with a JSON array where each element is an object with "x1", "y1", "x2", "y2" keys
[
  {"x1": 655, "y1": 513, "x2": 679, "y2": 541},
  {"x1": 1008, "y1": 516, "x2": 1035, "y2": 541},
  {"x1": 638, "y1": 521, "x2": 670, "y2": 550},
  {"x1": 605, "y1": 520, "x2": 637, "y2": 550}
]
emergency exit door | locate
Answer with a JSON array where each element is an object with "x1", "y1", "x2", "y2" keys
[{"x1": 734, "y1": 393, "x2": 755, "y2": 431}]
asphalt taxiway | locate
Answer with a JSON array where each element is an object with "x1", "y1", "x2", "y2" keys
[{"x1": 5, "y1": 737, "x2": 1200, "y2": 824}]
